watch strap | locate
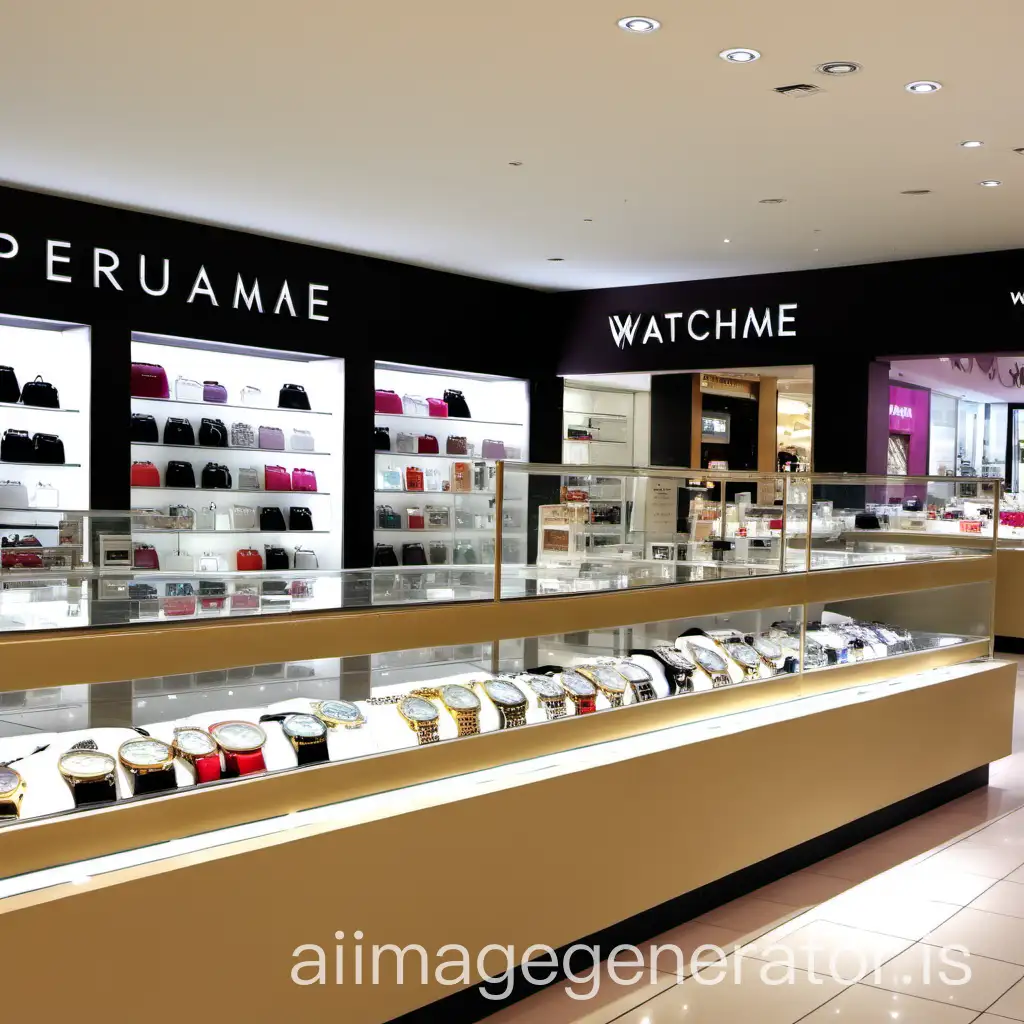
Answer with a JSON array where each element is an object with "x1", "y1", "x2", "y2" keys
[
  {"x1": 71, "y1": 776, "x2": 117, "y2": 808},
  {"x1": 542, "y1": 698, "x2": 567, "y2": 721},
  {"x1": 451, "y1": 708, "x2": 480, "y2": 737},
  {"x1": 497, "y1": 704, "x2": 527, "y2": 729},
  {"x1": 131, "y1": 765, "x2": 178, "y2": 796},
  {"x1": 630, "y1": 680, "x2": 658, "y2": 702},
  {"x1": 193, "y1": 752, "x2": 222, "y2": 783},
  {"x1": 223, "y1": 748, "x2": 267, "y2": 777},
  {"x1": 570, "y1": 694, "x2": 597, "y2": 715},
  {"x1": 604, "y1": 691, "x2": 624, "y2": 709},
  {"x1": 414, "y1": 720, "x2": 440, "y2": 745},
  {"x1": 294, "y1": 737, "x2": 330, "y2": 766}
]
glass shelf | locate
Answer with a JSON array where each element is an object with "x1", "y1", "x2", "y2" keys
[
  {"x1": 0, "y1": 401, "x2": 80, "y2": 413},
  {"x1": 131, "y1": 442, "x2": 333, "y2": 456},
  {"x1": 374, "y1": 451, "x2": 514, "y2": 462},
  {"x1": 563, "y1": 438, "x2": 628, "y2": 445},
  {"x1": 374, "y1": 413, "x2": 523, "y2": 428},
  {"x1": 131, "y1": 396, "x2": 331, "y2": 416},
  {"x1": 130, "y1": 487, "x2": 331, "y2": 496},
  {"x1": 0, "y1": 461, "x2": 82, "y2": 468},
  {"x1": 134, "y1": 529, "x2": 331, "y2": 535}
]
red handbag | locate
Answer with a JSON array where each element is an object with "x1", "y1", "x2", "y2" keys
[
  {"x1": 133, "y1": 544, "x2": 160, "y2": 569},
  {"x1": 164, "y1": 596, "x2": 196, "y2": 616},
  {"x1": 405, "y1": 466, "x2": 424, "y2": 491},
  {"x1": 130, "y1": 362, "x2": 170, "y2": 398},
  {"x1": 1, "y1": 550, "x2": 43, "y2": 568},
  {"x1": 237, "y1": 548, "x2": 264, "y2": 571},
  {"x1": 427, "y1": 398, "x2": 448, "y2": 417},
  {"x1": 417, "y1": 434, "x2": 439, "y2": 454},
  {"x1": 292, "y1": 468, "x2": 317, "y2": 492},
  {"x1": 407, "y1": 508, "x2": 425, "y2": 529},
  {"x1": 265, "y1": 465, "x2": 291, "y2": 491},
  {"x1": 231, "y1": 590, "x2": 260, "y2": 611},
  {"x1": 130, "y1": 461, "x2": 161, "y2": 487}
]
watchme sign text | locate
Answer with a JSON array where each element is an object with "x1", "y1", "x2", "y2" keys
[{"x1": 608, "y1": 304, "x2": 798, "y2": 349}]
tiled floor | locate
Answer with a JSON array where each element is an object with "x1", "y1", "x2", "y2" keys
[{"x1": 487, "y1": 660, "x2": 1024, "y2": 1022}]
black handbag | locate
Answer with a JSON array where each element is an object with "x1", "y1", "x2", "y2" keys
[
  {"x1": 201, "y1": 462, "x2": 231, "y2": 489},
  {"x1": 901, "y1": 497, "x2": 923, "y2": 512},
  {"x1": 374, "y1": 426, "x2": 391, "y2": 451},
  {"x1": 198, "y1": 418, "x2": 228, "y2": 447},
  {"x1": 163, "y1": 417, "x2": 196, "y2": 446},
  {"x1": 260, "y1": 506, "x2": 287, "y2": 531},
  {"x1": 166, "y1": 461, "x2": 196, "y2": 488},
  {"x1": 289, "y1": 506, "x2": 313, "y2": 531},
  {"x1": 855, "y1": 513, "x2": 881, "y2": 530},
  {"x1": 429, "y1": 541, "x2": 448, "y2": 565},
  {"x1": 20, "y1": 375, "x2": 59, "y2": 409},
  {"x1": 402, "y1": 542, "x2": 427, "y2": 566},
  {"x1": 376, "y1": 504, "x2": 401, "y2": 529},
  {"x1": 373, "y1": 543, "x2": 398, "y2": 567},
  {"x1": 1, "y1": 430, "x2": 33, "y2": 462},
  {"x1": 198, "y1": 580, "x2": 228, "y2": 596},
  {"x1": 0, "y1": 366, "x2": 19, "y2": 404},
  {"x1": 131, "y1": 413, "x2": 159, "y2": 443},
  {"x1": 265, "y1": 546, "x2": 290, "y2": 570},
  {"x1": 443, "y1": 389, "x2": 471, "y2": 418},
  {"x1": 278, "y1": 384, "x2": 311, "y2": 410},
  {"x1": 32, "y1": 433, "x2": 65, "y2": 465}
]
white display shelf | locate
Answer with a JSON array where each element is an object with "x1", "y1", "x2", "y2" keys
[
  {"x1": 373, "y1": 528, "x2": 522, "y2": 536},
  {"x1": 132, "y1": 442, "x2": 332, "y2": 456},
  {"x1": 131, "y1": 396, "x2": 330, "y2": 416},
  {"x1": 374, "y1": 413, "x2": 523, "y2": 428},
  {"x1": 0, "y1": 401, "x2": 80, "y2": 414},
  {"x1": 563, "y1": 438, "x2": 628, "y2": 445},
  {"x1": 566, "y1": 412, "x2": 627, "y2": 421},
  {"x1": 374, "y1": 489, "x2": 521, "y2": 499},
  {"x1": 0, "y1": 461, "x2": 82, "y2": 468},
  {"x1": 131, "y1": 487, "x2": 331, "y2": 496},
  {"x1": 375, "y1": 451, "x2": 518, "y2": 463},
  {"x1": 134, "y1": 529, "x2": 330, "y2": 535},
  {"x1": 128, "y1": 568, "x2": 331, "y2": 579}
]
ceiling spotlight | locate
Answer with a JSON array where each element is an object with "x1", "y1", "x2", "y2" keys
[
  {"x1": 546, "y1": 257, "x2": 565, "y2": 261},
  {"x1": 900, "y1": 189, "x2": 932, "y2": 195},
  {"x1": 720, "y1": 48, "x2": 761, "y2": 63},
  {"x1": 979, "y1": 180, "x2": 1002, "y2": 187},
  {"x1": 905, "y1": 80, "x2": 941, "y2": 93},
  {"x1": 723, "y1": 238, "x2": 731, "y2": 243},
  {"x1": 508, "y1": 160, "x2": 523, "y2": 166},
  {"x1": 1014, "y1": 148, "x2": 1024, "y2": 156},
  {"x1": 816, "y1": 61, "x2": 861, "y2": 75},
  {"x1": 617, "y1": 16, "x2": 660, "y2": 33},
  {"x1": 959, "y1": 141, "x2": 984, "y2": 148},
  {"x1": 758, "y1": 197, "x2": 786, "y2": 204}
]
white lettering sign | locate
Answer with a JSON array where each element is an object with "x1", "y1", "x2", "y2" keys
[{"x1": 609, "y1": 304, "x2": 798, "y2": 349}]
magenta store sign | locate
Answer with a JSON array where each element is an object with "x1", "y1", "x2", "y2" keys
[{"x1": 889, "y1": 384, "x2": 930, "y2": 475}]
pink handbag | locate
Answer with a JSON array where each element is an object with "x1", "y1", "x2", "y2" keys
[
  {"x1": 481, "y1": 439, "x2": 506, "y2": 459},
  {"x1": 258, "y1": 426, "x2": 285, "y2": 450},
  {"x1": 130, "y1": 362, "x2": 169, "y2": 399},
  {"x1": 427, "y1": 398, "x2": 448, "y2": 417},
  {"x1": 265, "y1": 465, "x2": 291, "y2": 491},
  {"x1": 375, "y1": 389, "x2": 403, "y2": 414},
  {"x1": 292, "y1": 468, "x2": 317, "y2": 492}
]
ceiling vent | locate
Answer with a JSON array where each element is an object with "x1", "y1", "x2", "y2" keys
[
  {"x1": 774, "y1": 83, "x2": 823, "y2": 97},
  {"x1": 900, "y1": 189, "x2": 932, "y2": 195}
]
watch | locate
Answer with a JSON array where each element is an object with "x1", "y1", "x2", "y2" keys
[
  {"x1": 118, "y1": 736, "x2": 178, "y2": 796},
  {"x1": 260, "y1": 713, "x2": 330, "y2": 766},
  {"x1": 172, "y1": 726, "x2": 222, "y2": 783},
  {"x1": 722, "y1": 642, "x2": 763, "y2": 681},
  {"x1": 208, "y1": 720, "x2": 268, "y2": 777},
  {"x1": 576, "y1": 665, "x2": 627, "y2": 708},
  {"x1": 747, "y1": 636, "x2": 783, "y2": 674},
  {"x1": 647, "y1": 645, "x2": 696, "y2": 694},
  {"x1": 58, "y1": 741, "x2": 118, "y2": 808},
  {"x1": 682, "y1": 642, "x2": 732, "y2": 688},
  {"x1": 477, "y1": 678, "x2": 529, "y2": 729},
  {"x1": 366, "y1": 693, "x2": 441, "y2": 745},
  {"x1": 611, "y1": 660, "x2": 658, "y2": 702},
  {"x1": 519, "y1": 674, "x2": 568, "y2": 720},
  {"x1": 0, "y1": 765, "x2": 25, "y2": 819},
  {"x1": 312, "y1": 699, "x2": 366, "y2": 729},
  {"x1": 559, "y1": 669, "x2": 598, "y2": 714}
]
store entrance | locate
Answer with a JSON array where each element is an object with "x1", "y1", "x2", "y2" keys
[{"x1": 1010, "y1": 405, "x2": 1024, "y2": 494}]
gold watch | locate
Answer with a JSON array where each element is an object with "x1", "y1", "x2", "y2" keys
[
  {"x1": 576, "y1": 665, "x2": 627, "y2": 708},
  {"x1": 473, "y1": 678, "x2": 529, "y2": 729},
  {"x1": 312, "y1": 700, "x2": 366, "y2": 729},
  {"x1": 367, "y1": 693, "x2": 441, "y2": 745},
  {"x1": 519, "y1": 674, "x2": 568, "y2": 720},
  {"x1": 0, "y1": 765, "x2": 26, "y2": 820}
]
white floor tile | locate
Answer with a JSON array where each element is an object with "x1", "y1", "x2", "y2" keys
[
  {"x1": 925, "y1": 908, "x2": 1024, "y2": 965},
  {"x1": 849, "y1": 861, "x2": 998, "y2": 906},
  {"x1": 990, "y1": 976, "x2": 1024, "y2": 1020},
  {"x1": 971, "y1": 879, "x2": 1024, "y2": 919},
  {"x1": 694, "y1": 896, "x2": 803, "y2": 938},
  {"x1": 973, "y1": 1015, "x2": 1023, "y2": 1023},
  {"x1": 749, "y1": 871, "x2": 854, "y2": 908},
  {"x1": 813, "y1": 889, "x2": 960, "y2": 940},
  {"x1": 800, "y1": 984, "x2": 978, "y2": 1022},
  {"x1": 923, "y1": 845, "x2": 1024, "y2": 880},
  {"x1": 643, "y1": 921, "x2": 751, "y2": 978}
]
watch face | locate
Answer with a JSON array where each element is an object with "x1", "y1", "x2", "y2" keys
[
  {"x1": 283, "y1": 714, "x2": 327, "y2": 739},
  {"x1": 120, "y1": 738, "x2": 173, "y2": 767},
  {"x1": 174, "y1": 728, "x2": 217, "y2": 757},
  {"x1": 560, "y1": 670, "x2": 597, "y2": 697},
  {"x1": 584, "y1": 666, "x2": 626, "y2": 693},
  {"x1": 0, "y1": 766, "x2": 20, "y2": 796},
  {"x1": 725, "y1": 643, "x2": 761, "y2": 669},
  {"x1": 401, "y1": 696, "x2": 439, "y2": 723},
  {"x1": 317, "y1": 700, "x2": 363, "y2": 724},
  {"x1": 59, "y1": 749, "x2": 116, "y2": 780},
  {"x1": 615, "y1": 661, "x2": 652, "y2": 683},
  {"x1": 523, "y1": 675, "x2": 564, "y2": 699},
  {"x1": 653, "y1": 646, "x2": 695, "y2": 671},
  {"x1": 441, "y1": 685, "x2": 480, "y2": 711},
  {"x1": 751, "y1": 638, "x2": 782, "y2": 660},
  {"x1": 483, "y1": 679, "x2": 527, "y2": 706},
  {"x1": 210, "y1": 721, "x2": 266, "y2": 752},
  {"x1": 687, "y1": 644, "x2": 728, "y2": 674}
]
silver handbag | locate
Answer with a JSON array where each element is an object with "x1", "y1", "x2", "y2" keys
[
  {"x1": 195, "y1": 503, "x2": 217, "y2": 531},
  {"x1": 238, "y1": 467, "x2": 261, "y2": 490},
  {"x1": 289, "y1": 429, "x2": 315, "y2": 452},
  {"x1": 293, "y1": 546, "x2": 319, "y2": 570},
  {"x1": 230, "y1": 422, "x2": 256, "y2": 448},
  {"x1": 232, "y1": 504, "x2": 257, "y2": 530},
  {"x1": 396, "y1": 432, "x2": 416, "y2": 454}
]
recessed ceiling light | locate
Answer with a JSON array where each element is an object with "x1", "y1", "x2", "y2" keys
[
  {"x1": 1014, "y1": 148, "x2": 1024, "y2": 156},
  {"x1": 618, "y1": 16, "x2": 660, "y2": 33},
  {"x1": 905, "y1": 80, "x2": 941, "y2": 93},
  {"x1": 583, "y1": 218, "x2": 593, "y2": 222},
  {"x1": 720, "y1": 48, "x2": 761, "y2": 63},
  {"x1": 547, "y1": 257, "x2": 565, "y2": 261},
  {"x1": 900, "y1": 189, "x2": 932, "y2": 195},
  {"x1": 723, "y1": 238, "x2": 731, "y2": 243},
  {"x1": 979, "y1": 179, "x2": 1002, "y2": 187},
  {"x1": 758, "y1": 197, "x2": 786, "y2": 204},
  {"x1": 816, "y1": 61, "x2": 861, "y2": 75},
  {"x1": 959, "y1": 141, "x2": 984, "y2": 148},
  {"x1": 508, "y1": 160, "x2": 523, "y2": 166}
]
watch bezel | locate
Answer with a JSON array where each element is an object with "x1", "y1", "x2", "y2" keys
[
  {"x1": 482, "y1": 678, "x2": 528, "y2": 708},
  {"x1": 399, "y1": 695, "x2": 440, "y2": 725},
  {"x1": 560, "y1": 669, "x2": 597, "y2": 697},
  {"x1": 209, "y1": 720, "x2": 268, "y2": 753},
  {"x1": 118, "y1": 737, "x2": 175, "y2": 772},
  {"x1": 172, "y1": 727, "x2": 218, "y2": 758},
  {"x1": 281, "y1": 714, "x2": 328, "y2": 741},
  {"x1": 0, "y1": 766, "x2": 23, "y2": 798},
  {"x1": 313, "y1": 699, "x2": 366, "y2": 728},
  {"x1": 577, "y1": 665, "x2": 626, "y2": 694},
  {"x1": 58, "y1": 748, "x2": 117, "y2": 781},
  {"x1": 440, "y1": 684, "x2": 481, "y2": 712}
]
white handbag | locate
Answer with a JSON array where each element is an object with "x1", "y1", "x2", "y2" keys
[
  {"x1": 240, "y1": 386, "x2": 263, "y2": 406},
  {"x1": 423, "y1": 467, "x2": 443, "y2": 491},
  {"x1": 395, "y1": 432, "x2": 416, "y2": 453},
  {"x1": 0, "y1": 481, "x2": 29, "y2": 508},
  {"x1": 402, "y1": 395, "x2": 429, "y2": 416},
  {"x1": 199, "y1": 552, "x2": 221, "y2": 572},
  {"x1": 165, "y1": 552, "x2": 195, "y2": 571},
  {"x1": 294, "y1": 546, "x2": 319, "y2": 570},
  {"x1": 31, "y1": 482, "x2": 59, "y2": 508},
  {"x1": 289, "y1": 429, "x2": 315, "y2": 452},
  {"x1": 175, "y1": 376, "x2": 204, "y2": 402},
  {"x1": 195, "y1": 503, "x2": 217, "y2": 531},
  {"x1": 232, "y1": 505, "x2": 257, "y2": 530},
  {"x1": 238, "y1": 467, "x2": 261, "y2": 490}
]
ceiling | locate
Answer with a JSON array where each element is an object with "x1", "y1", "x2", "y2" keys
[
  {"x1": 3, "y1": 1, "x2": 1023, "y2": 290},
  {"x1": 891, "y1": 356, "x2": 1024, "y2": 403}
]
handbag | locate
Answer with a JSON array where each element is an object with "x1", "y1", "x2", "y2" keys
[
  {"x1": 198, "y1": 552, "x2": 221, "y2": 572},
  {"x1": 195, "y1": 503, "x2": 218, "y2": 531},
  {"x1": 265, "y1": 545, "x2": 290, "y2": 569},
  {"x1": 374, "y1": 389, "x2": 403, "y2": 414},
  {"x1": 2, "y1": 550, "x2": 43, "y2": 569},
  {"x1": 429, "y1": 542, "x2": 448, "y2": 565},
  {"x1": 133, "y1": 543, "x2": 160, "y2": 569},
  {"x1": 165, "y1": 551, "x2": 195, "y2": 571},
  {"x1": 203, "y1": 381, "x2": 228, "y2": 403},
  {"x1": 373, "y1": 543, "x2": 398, "y2": 567},
  {"x1": 1, "y1": 430, "x2": 33, "y2": 462},
  {"x1": 405, "y1": 466, "x2": 424, "y2": 491},
  {"x1": 131, "y1": 461, "x2": 160, "y2": 487},
  {"x1": 378, "y1": 465, "x2": 403, "y2": 491},
  {"x1": 32, "y1": 433, "x2": 65, "y2": 465},
  {"x1": 31, "y1": 482, "x2": 58, "y2": 508},
  {"x1": 377, "y1": 505, "x2": 402, "y2": 529},
  {"x1": 279, "y1": 384, "x2": 311, "y2": 410},
  {"x1": 402, "y1": 395, "x2": 429, "y2": 417},
  {"x1": 290, "y1": 429, "x2": 315, "y2": 452},
  {"x1": 418, "y1": 434, "x2": 439, "y2": 454},
  {"x1": 407, "y1": 507, "x2": 425, "y2": 529},
  {"x1": 443, "y1": 389, "x2": 471, "y2": 418},
  {"x1": 199, "y1": 418, "x2": 228, "y2": 447},
  {"x1": 396, "y1": 432, "x2": 416, "y2": 454},
  {"x1": 258, "y1": 425, "x2": 285, "y2": 450},
  {"x1": 164, "y1": 417, "x2": 196, "y2": 446},
  {"x1": 426, "y1": 505, "x2": 450, "y2": 529},
  {"x1": 0, "y1": 366, "x2": 20, "y2": 403},
  {"x1": 166, "y1": 461, "x2": 196, "y2": 488},
  {"x1": 231, "y1": 586, "x2": 260, "y2": 611},
  {"x1": 128, "y1": 413, "x2": 157, "y2": 444},
  {"x1": 374, "y1": 426, "x2": 391, "y2": 451},
  {"x1": 446, "y1": 435, "x2": 468, "y2": 455},
  {"x1": 20, "y1": 375, "x2": 59, "y2": 408},
  {"x1": 402, "y1": 542, "x2": 427, "y2": 566},
  {"x1": 240, "y1": 385, "x2": 263, "y2": 406},
  {"x1": 294, "y1": 546, "x2": 319, "y2": 570},
  {"x1": 427, "y1": 398, "x2": 448, "y2": 417},
  {"x1": 175, "y1": 377, "x2": 204, "y2": 402},
  {"x1": 131, "y1": 362, "x2": 169, "y2": 399},
  {"x1": 855, "y1": 513, "x2": 881, "y2": 530},
  {"x1": 423, "y1": 467, "x2": 443, "y2": 491},
  {"x1": 453, "y1": 541, "x2": 478, "y2": 565},
  {"x1": 231, "y1": 505, "x2": 257, "y2": 530},
  {"x1": 201, "y1": 462, "x2": 231, "y2": 489},
  {"x1": 289, "y1": 506, "x2": 313, "y2": 531},
  {"x1": 265, "y1": 465, "x2": 291, "y2": 491},
  {"x1": 236, "y1": 548, "x2": 263, "y2": 571},
  {"x1": 0, "y1": 481, "x2": 29, "y2": 508},
  {"x1": 292, "y1": 468, "x2": 317, "y2": 492},
  {"x1": 238, "y1": 466, "x2": 261, "y2": 490},
  {"x1": 481, "y1": 439, "x2": 506, "y2": 459},
  {"x1": 260, "y1": 506, "x2": 287, "y2": 531}
]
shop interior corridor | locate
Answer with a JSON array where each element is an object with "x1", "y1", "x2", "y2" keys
[{"x1": 485, "y1": 658, "x2": 1024, "y2": 1024}]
